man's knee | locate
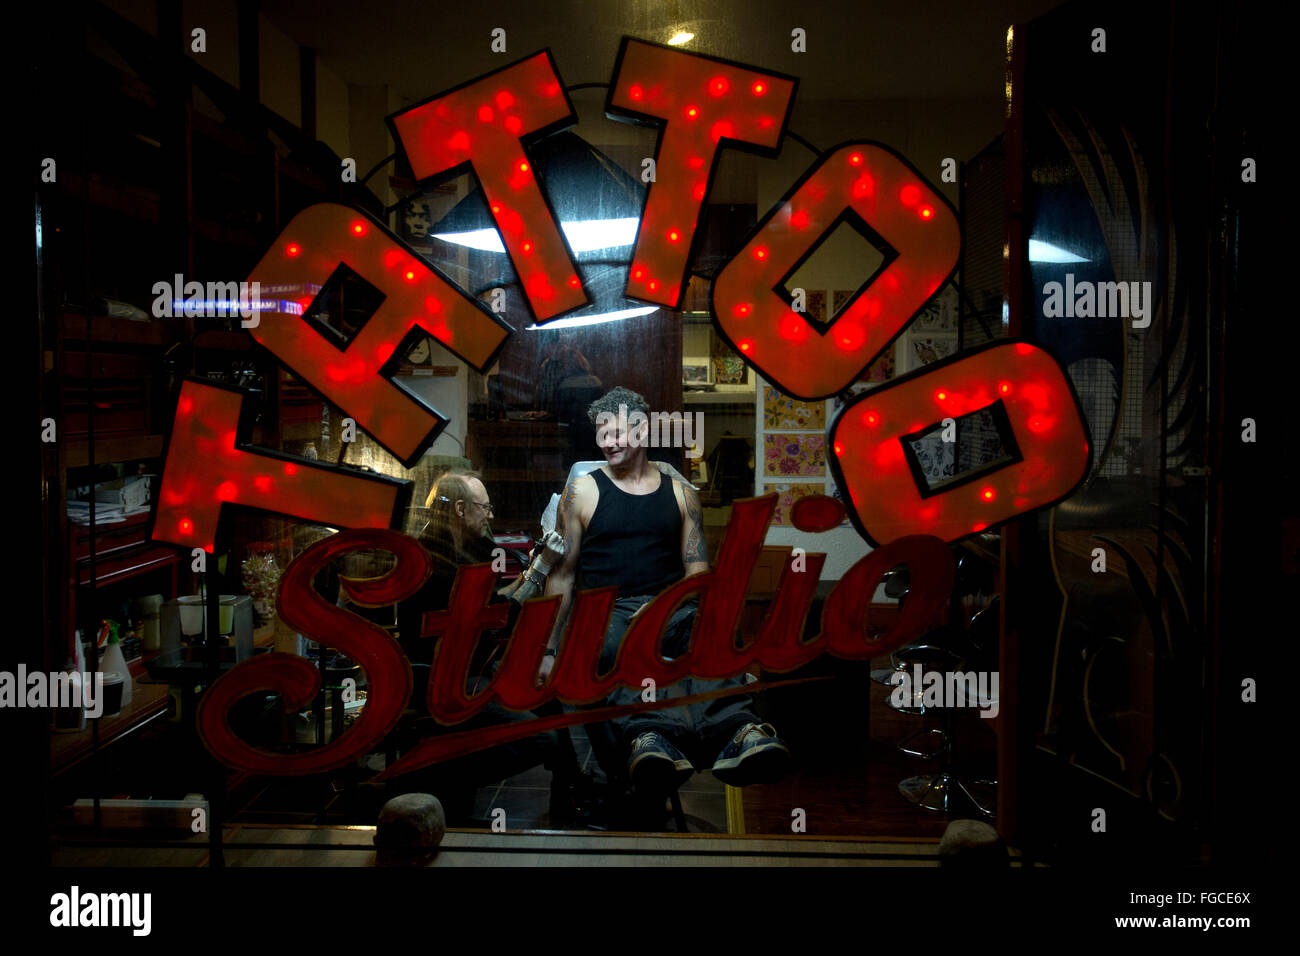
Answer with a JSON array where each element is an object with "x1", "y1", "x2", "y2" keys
[{"x1": 661, "y1": 600, "x2": 699, "y2": 659}]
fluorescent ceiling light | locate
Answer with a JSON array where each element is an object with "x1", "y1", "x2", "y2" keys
[
  {"x1": 1028, "y1": 239, "x2": 1089, "y2": 263},
  {"x1": 667, "y1": 32, "x2": 694, "y2": 45},
  {"x1": 526, "y1": 306, "x2": 658, "y2": 330},
  {"x1": 430, "y1": 228, "x2": 508, "y2": 252},
  {"x1": 433, "y1": 217, "x2": 641, "y2": 254}
]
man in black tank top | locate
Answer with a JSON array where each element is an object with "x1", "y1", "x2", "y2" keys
[{"x1": 543, "y1": 387, "x2": 790, "y2": 807}]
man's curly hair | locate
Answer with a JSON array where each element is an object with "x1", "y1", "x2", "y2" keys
[{"x1": 587, "y1": 386, "x2": 649, "y2": 425}]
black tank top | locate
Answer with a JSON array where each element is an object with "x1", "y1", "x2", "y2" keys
[{"x1": 580, "y1": 468, "x2": 684, "y2": 597}]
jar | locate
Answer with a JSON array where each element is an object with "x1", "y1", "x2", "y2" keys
[{"x1": 241, "y1": 542, "x2": 282, "y2": 626}]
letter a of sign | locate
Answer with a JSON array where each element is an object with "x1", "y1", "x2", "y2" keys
[
  {"x1": 388, "y1": 52, "x2": 587, "y2": 323},
  {"x1": 827, "y1": 341, "x2": 1090, "y2": 544},
  {"x1": 244, "y1": 204, "x2": 511, "y2": 465},
  {"x1": 713, "y1": 144, "x2": 960, "y2": 399},
  {"x1": 607, "y1": 38, "x2": 797, "y2": 309}
]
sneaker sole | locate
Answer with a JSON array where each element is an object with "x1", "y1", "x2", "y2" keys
[
  {"x1": 711, "y1": 742, "x2": 791, "y2": 787},
  {"x1": 629, "y1": 753, "x2": 694, "y2": 795}
]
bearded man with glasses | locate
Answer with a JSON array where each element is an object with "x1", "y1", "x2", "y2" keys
[{"x1": 390, "y1": 469, "x2": 564, "y2": 825}]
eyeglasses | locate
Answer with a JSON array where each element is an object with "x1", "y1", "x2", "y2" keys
[{"x1": 434, "y1": 494, "x2": 493, "y2": 517}]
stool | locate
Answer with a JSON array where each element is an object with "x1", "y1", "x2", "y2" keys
[
  {"x1": 894, "y1": 637, "x2": 998, "y2": 819},
  {"x1": 885, "y1": 642, "x2": 961, "y2": 760}
]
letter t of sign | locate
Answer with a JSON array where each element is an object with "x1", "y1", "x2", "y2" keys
[
  {"x1": 388, "y1": 52, "x2": 587, "y2": 322},
  {"x1": 607, "y1": 39, "x2": 797, "y2": 309}
]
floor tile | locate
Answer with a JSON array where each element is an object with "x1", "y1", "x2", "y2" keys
[{"x1": 677, "y1": 790, "x2": 728, "y2": 833}]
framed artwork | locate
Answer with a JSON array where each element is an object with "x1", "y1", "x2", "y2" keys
[
  {"x1": 711, "y1": 330, "x2": 749, "y2": 385},
  {"x1": 765, "y1": 482, "x2": 825, "y2": 525},
  {"x1": 763, "y1": 386, "x2": 826, "y2": 430},
  {"x1": 911, "y1": 283, "x2": 959, "y2": 332},
  {"x1": 763, "y1": 433, "x2": 825, "y2": 477},
  {"x1": 805, "y1": 289, "x2": 827, "y2": 325},
  {"x1": 863, "y1": 350, "x2": 895, "y2": 383},
  {"x1": 909, "y1": 334, "x2": 958, "y2": 369}
]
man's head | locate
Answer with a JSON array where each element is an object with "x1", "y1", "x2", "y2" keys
[
  {"x1": 424, "y1": 470, "x2": 493, "y2": 550},
  {"x1": 588, "y1": 386, "x2": 651, "y2": 468}
]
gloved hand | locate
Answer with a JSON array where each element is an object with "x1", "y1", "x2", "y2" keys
[{"x1": 499, "y1": 530, "x2": 567, "y2": 604}]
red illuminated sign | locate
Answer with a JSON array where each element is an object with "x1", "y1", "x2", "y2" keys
[
  {"x1": 828, "y1": 341, "x2": 1090, "y2": 545},
  {"x1": 153, "y1": 380, "x2": 411, "y2": 553},
  {"x1": 145, "y1": 38, "x2": 1092, "y2": 775},
  {"x1": 713, "y1": 142, "x2": 961, "y2": 400},
  {"x1": 607, "y1": 38, "x2": 797, "y2": 309},
  {"x1": 196, "y1": 529, "x2": 429, "y2": 774},
  {"x1": 388, "y1": 51, "x2": 587, "y2": 322},
  {"x1": 197, "y1": 499, "x2": 954, "y2": 775},
  {"x1": 245, "y1": 204, "x2": 511, "y2": 466},
  {"x1": 152, "y1": 38, "x2": 1087, "y2": 555}
]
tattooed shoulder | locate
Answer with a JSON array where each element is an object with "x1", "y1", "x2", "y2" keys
[
  {"x1": 559, "y1": 474, "x2": 593, "y2": 529},
  {"x1": 561, "y1": 478, "x2": 579, "y2": 513}
]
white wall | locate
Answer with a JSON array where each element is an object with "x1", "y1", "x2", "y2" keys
[{"x1": 401, "y1": 372, "x2": 469, "y2": 459}]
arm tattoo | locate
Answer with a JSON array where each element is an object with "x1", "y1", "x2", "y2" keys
[
  {"x1": 683, "y1": 484, "x2": 707, "y2": 565},
  {"x1": 559, "y1": 479, "x2": 580, "y2": 547}
]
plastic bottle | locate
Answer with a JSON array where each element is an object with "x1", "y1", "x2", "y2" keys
[
  {"x1": 99, "y1": 630, "x2": 133, "y2": 707},
  {"x1": 71, "y1": 631, "x2": 87, "y2": 730}
]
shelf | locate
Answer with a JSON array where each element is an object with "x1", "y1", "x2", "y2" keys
[
  {"x1": 49, "y1": 678, "x2": 170, "y2": 773},
  {"x1": 60, "y1": 173, "x2": 161, "y2": 224},
  {"x1": 481, "y1": 468, "x2": 570, "y2": 483},
  {"x1": 65, "y1": 435, "x2": 166, "y2": 468},
  {"x1": 281, "y1": 421, "x2": 324, "y2": 442},
  {"x1": 193, "y1": 329, "x2": 256, "y2": 352},
  {"x1": 191, "y1": 113, "x2": 260, "y2": 158},
  {"x1": 683, "y1": 390, "x2": 757, "y2": 405},
  {"x1": 76, "y1": 544, "x2": 183, "y2": 588},
  {"x1": 69, "y1": 510, "x2": 150, "y2": 562},
  {"x1": 58, "y1": 313, "x2": 171, "y2": 346},
  {"x1": 194, "y1": 217, "x2": 260, "y2": 247}
]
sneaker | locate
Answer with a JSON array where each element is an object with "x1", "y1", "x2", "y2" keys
[
  {"x1": 627, "y1": 731, "x2": 694, "y2": 796},
  {"x1": 710, "y1": 722, "x2": 790, "y2": 787}
]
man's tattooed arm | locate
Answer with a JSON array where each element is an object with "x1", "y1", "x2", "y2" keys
[
  {"x1": 544, "y1": 477, "x2": 586, "y2": 653},
  {"x1": 682, "y1": 482, "x2": 708, "y2": 572}
]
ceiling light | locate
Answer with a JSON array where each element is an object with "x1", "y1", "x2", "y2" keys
[
  {"x1": 526, "y1": 306, "x2": 658, "y2": 330},
  {"x1": 1028, "y1": 239, "x2": 1089, "y2": 263},
  {"x1": 667, "y1": 32, "x2": 694, "y2": 45},
  {"x1": 434, "y1": 217, "x2": 640, "y2": 253}
]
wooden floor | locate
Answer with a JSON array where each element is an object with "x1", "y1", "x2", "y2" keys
[
  {"x1": 739, "y1": 654, "x2": 998, "y2": 838},
  {"x1": 51, "y1": 825, "x2": 951, "y2": 867}
]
